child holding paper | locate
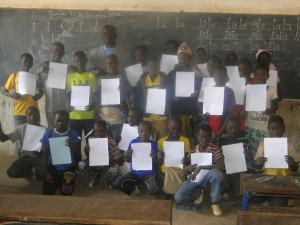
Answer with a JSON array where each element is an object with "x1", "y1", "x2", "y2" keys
[
  {"x1": 40, "y1": 110, "x2": 79, "y2": 195},
  {"x1": 245, "y1": 65, "x2": 278, "y2": 171},
  {"x1": 0, "y1": 107, "x2": 44, "y2": 180},
  {"x1": 225, "y1": 52, "x2": 238, "y2": 66},
  {"x1": 163, "y1": 40, "x2": 179, "y2": 55},
  {"x1": 207, "y1": 55, "x2": 222, "y2": 77},
  {"x1": 175, "y1": 124, "x2": 224, "y2": 216},
  {"x1": 133, "y1": 45, "x2": 148, "y2": 73},
  {"x1": 115, "y1": 121, "x2": 163, "y2": 196},
  {"x1": 81, "y1": 120, "x2": 123, "y2": 187},
  {"x1": 66, "y1": 51, "x2": 96, "y2": 162},
  {"x1": 3, "y1": 53, "x2": 43, "y2": 156},
  {"x1": 134, "y1": 57, "x2": 169, "y2": 140},
  {"x1": 158, "y1": 116, "x2": 190, "y2": 195},
  {"x1": 196, "y1": 47, "x2": 207, "y2": 64},
  {"x1": 94, "y1": 54, "x2": 131, "y2": 139}
]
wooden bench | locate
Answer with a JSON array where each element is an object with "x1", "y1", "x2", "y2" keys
[{"x1": 0, "y1": 194, "x2": 172, "y2": 225}]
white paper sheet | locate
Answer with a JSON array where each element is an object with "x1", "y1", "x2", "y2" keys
[
  {"x1": 101, "y1": 78, "x2": 120, "y2": 105},
  {"x1": 22, "y1": 125, "x2": 46, "y2": 152},
  {"x1": 47, "y1": 62, "x2": 68, "y2": 89},
  {"x1": 175, "y1": 72, "x2": 195, "y2": 97},
  {"x1": 198, "y1": 77, "x2": 215, "y2": 102},
  {"x1": 191, "y1": 169, "x2": 210, "y2": 183},
  {"x1": 49, "y1": 136, "x2": 71, "y2": 165},
  {"x1": 226, "y1": 66, "x2": 240, "y2": 81},
  {"x1": 197, "y1": 63, "x2": 209, "y2": 77},
  {"x1": 70, "y1": 86, "x2": 90, "y2": 110},
  {"x1": 226, "y1": 78, "x2": 246, "y2": 105},
  {"x1": 125, "y1": 63, "x2": 143, "y2": 87},
  {"x1": 146, "y1": 89, "x2": 166, "y2": 115},
  {"x1": 264, "y1": 138, "x2": 288, "y2": 169},
  {"x1": 131, "y1": 143, "x2": 152, "y2": 171},
  {"x1": 245, "y1": 84, "x2": 266, "y2": 111},
  {"x1": 17, "y1": 71, "x2": 36, "y2": 96},
  {"x1": 118, "y1": 124, "x2": 139, "y2": 151},
  {"x1": 222, "y1": 143, "x2": 247, "y2": 174},
  {"x1": 191, "y1": 152, "x2": 212, "y2": 166},
  {"x1": 267, "y1": 70, "x2": 278, "y2": 93},
  {"x1": 89, "y1": 138, "x2": 109, "y2": 166},
  {"x1": 160, "y1": 54, "x2": 178, "y2": 75},
  {"x1": 163, "y1": 141, "x2": 184, "y2": 169},
  {"x1": 203, "y1": 87, "x2": 224, "y2": 115}
]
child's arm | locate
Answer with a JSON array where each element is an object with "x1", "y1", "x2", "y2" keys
[
  {"x1": 254, "y1": 156, "x2": 267, "y2": 169},
  {"x1": 124, "y1": 150, "x2": 133, "y2": 162},
  {"x1": 0, "y1": 122, "x2": 9, "y2": 142},
  {"x1": 32, "y1": 84, "x2": 44, "y2": 101},
  {"x1": 1, "y1": 88, "x2": 21, "y2": 99},
  {"x1": 266, "y1": 98, "x2": 278, "y2": 115},
  {"x1": 66, "y1": 138, "x2": 80, "y2": 161},
  {"x1": 285, "y1": 155, "x2": 299, "y2": 172}
]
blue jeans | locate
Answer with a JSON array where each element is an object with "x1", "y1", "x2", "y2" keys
[
  {"x1": 14, "y1": 116, "x2": 27, "y2": 156},
  {"x1": 174, "y1": 168, "x2": 223, "y2": 204}
]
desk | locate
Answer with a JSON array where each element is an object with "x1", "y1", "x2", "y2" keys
[{"x1": 0, "y1": 194, "x2": 172, "y2": 225}]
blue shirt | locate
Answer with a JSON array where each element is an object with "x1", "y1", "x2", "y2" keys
[
  {"x1": 40, "y1": 129, "x2": 79, "y2": 171},
  {"x1": 128, "y1": 137, "x2": 159, "y2": 176}
]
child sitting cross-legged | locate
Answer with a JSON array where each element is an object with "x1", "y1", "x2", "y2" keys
[{"x1": 174, "y1": 124, "x2": 224, "y2": 216}]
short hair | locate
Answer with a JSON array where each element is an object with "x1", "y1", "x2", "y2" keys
[
  {"x1": 106, "y1": 54, "x2": 119, "y2": 63},
  {"x1": 238, "y1": 58, "x2": 252, "y2": 68},
  {"x1": 208, "y1": 55, "x2": 222, "y2": 65},
  {"x1": 254, "y1": 64, "x2": 269, "y2": 73},
  {"x1": 26, "y1": 106, "x2": 40, "y2": 119},
  {"x1": 164, "y1": 39, "x2": 179, "y2": 49},
  {"x1": 94, "y1": 120, "x2": 107, "y2": 129},
  {"x1": 196, "y1": 47, "x2": 207, "y2": 53},
  {"x1": 102, "y1": 24, "x2": 117, "y2": 33},
  {"x1": 20, "y1": 53, "x2": 33, "y2": 61},
  {"x1": 147, "y1": 56, "x2": 161, "y2": 64},
  {"x1": 198, "y1": 124, "x2": 212, "y2": 135},
  {"x1": 74, "y1": 51, "x2": 86, "y2": 59},
  {"x1": 268, "y1": 115, "x2": 285, "y2": 127},
  {"x1": 214, "y1": 64, "x2": 227, "y2": 74},
  {"x1": 129, "y1": 106, "x2": 144, "y2": 118},
  {"x1": 138, "y1": 121, "x2": 152, "y2": 131},
  {"x1": 168, "y1": 116, "x2": 182, "y2": 127},
  {"x1": 226, "y1": 52, "x2": 238, "y2": 60},
  {"x1": 134, "y1": 45, "x2": 148, "y2": 54},
  {"x1": 52, "y1": 42, "x2": 65, "y2": 51},
  {"x1": 54, "y1": 110, "x2": 69, "y2": 120}
]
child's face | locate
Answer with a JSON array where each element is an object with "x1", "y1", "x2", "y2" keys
[
  {"x1": 238, "y1": 63, "x2": 251, "y2": 78},
  {"x1": 54, "y1": 114, "x2": 69, "y2": 133},
  {"x1": 106, "y1": 57, "x2": 119, "y2": 75},
  {"x1": 178, "y1": 52, "x2": 192, "y2": 69},
  {"x1": 138, "y1": 124, "x2": 152, "y2": 142},
  {"x1": 213, "y1": 69, "x2": 229, "y2": 86},
  {"x1": 74, "y1": 55, "x2": 87, "y2": 71},
  {"x1": 164, "y1": 43, "x2": 178, "y2": 55},
  {"x1": 226, "y1": 55, "x2": 238, "y2": 66},
  {"x1": 168, "y1": 121, "x2": 182, "y2": 139},
  {"x1": 226, "y1": 121, "x2": 240, "y2": 138},
  {"x1": 197, "y1": 130, "x2": 211, "y2": 149},
  {"x1": 135, "y1": 49, "x2": 147, "y2": 64},
  {"x1": 254, "y1": 68, "x2": 269, "y2": 84},
  {"x1": 20, "y1": 56, "x2": 33, "y2": 72},
  {"x1": 26, "y1": 109, "x2": 40, "y2": 125},
  {"x1": 258, "y1": 52, "x2": 271, "y2": 66},
  {"x1": 93, "y1": 124, "x2": 106, "y2": 138},
  {"x1": 101, "y1": 27, "x2": 117, "y2": 46},
  {"x1": 147, "y1": 61, "x2": 160, "y2": 76},
  {"x1": 268, "y1": 122, "x2": 285, "y2": 137},
  {"x1": 51, "y1": 45, "x2": 64, "y2": 62},
  {"x1": 127, "y1": 111, "x2": 140, "y2": 126},
  {"x1": 197, "y1": 49, "x2": 207, "y2": 63},
  {"x1": 207, "y1": 59, "x2": 218, "y2": 77}
]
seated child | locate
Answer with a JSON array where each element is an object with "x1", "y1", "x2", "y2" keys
[
  {"x1": 0, "y1": 106, "x2": 44, "y2": 180},
  {"x1": 116, "y1": 121, "x2": 163, "y2": 196},
  {"x1": 40, "y1": 110, "x2": 79, "y2": 196},
  {"x1": 175, "y1": 124, "x2": 224, "y2": 216},
  {"x1": 82, "y1": 120, "x2": 123, "y2": 187},
  {"x1": 158, "y1": 116, "x2": 190, "y2": 195}
]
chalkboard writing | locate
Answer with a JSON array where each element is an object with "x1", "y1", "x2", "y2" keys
[{"x1": 0, "y1": 9, "x2": 300, "y2": 98}]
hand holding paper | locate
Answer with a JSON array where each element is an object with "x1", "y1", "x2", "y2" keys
[{"x1": 131, "y1": 143, "x2": 152, "y2": 171}]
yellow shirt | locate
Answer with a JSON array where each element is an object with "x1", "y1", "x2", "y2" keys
[
  {"x1": 4, "y1": 72, "x2": 38, "y2": 116},
  {"x1": 255, "y1": 139, "x2": 300, "y2": 176},
  {"x1": 158, "y1": 135, "x2": 190, "y2": 173},
  {"x1": 66, "y1": 71, "x2": 96, "y2": 120}
]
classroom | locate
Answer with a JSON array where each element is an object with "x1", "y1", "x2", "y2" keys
[{"x1": 0, "y1": 0, "x2": 300, "y2": 224}]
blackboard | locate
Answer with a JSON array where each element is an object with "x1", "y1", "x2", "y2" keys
[{"x1": 0, "y1": 9, "x2": 300, "y2": 98}]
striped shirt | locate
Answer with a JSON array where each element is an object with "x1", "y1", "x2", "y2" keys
[{"x1": 189, "y1": 143, "x2": 223, "y2": 164}]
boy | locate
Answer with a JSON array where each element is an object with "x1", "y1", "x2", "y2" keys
[
  {"x1": 133, "y1": 45, "x2": 148, "y2": 73},
  {"x1": 207, "y1": 55, "x2": 222, "y2": 77},
  {"x1": 175, "y1": 124, "x2": 224, "y2": 216},
  {"x1": 116, "y1": 121, "x2": 163, "y2": 196},
  {"x1": 196, "y1": 47, "x2": 207, "y2": 64},
  {"x1": 238, "y1": 58, "x2": 252, "y2": 85},
  {"x1": 40, "y1": 110, "x2": 79, "y2": 195},
  {"x1": 3, "y1": 53, "x2": 43, "y2": 155},
  {"x1": 0, "y1": 107, "x2": 43, "y2": 180},
  {"x1": 94, "y1": 54, "x2": 131, "y2": 139},
  {"x1": 37, "y1": 42, "x2": 68, "y2": 128},
  {"x1": 158, "y1": 116, "x2": 190, "y2": 194},
  {"x1": 163, "y1": 40, "x2": 179, "y2": 55},
  {"x1": 66, "y1": 51, "x2": 96, "y2": 161},
  {"x1": 81, "y1": 120, "x2": 123, "y2": 187},
  {"x1": 225, "y1": 52, "x2": 238, "y2": 66},
  {"x1": 134, "y1": 57, "x2": 169, "y2": 140}
]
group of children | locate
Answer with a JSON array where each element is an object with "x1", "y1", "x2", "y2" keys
[{"x1": 1, "y1": 24, "x2": 299, "y2": 217}]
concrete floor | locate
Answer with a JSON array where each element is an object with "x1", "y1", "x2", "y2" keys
[{"x1": 0, "y1": 153, "x2": 242, "y2": 225}]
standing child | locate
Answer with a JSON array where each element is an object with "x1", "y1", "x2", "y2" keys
[
  {"x1": 3, "y1": 53, "x2": 43, "y2": 156},
  {"x1": 245, "y1": 65, "x2": 278, "y2": 171},
  {"x1": 196, "y1": 47, "x2": 207, "y2": 64},
  {"x1": 225, "y1": 52, "x2": 238, "y2": 66},
  {"x1": 66, "y1": 51, "x2": 96, "y2": 161},
  {"x1": 238, "y1": 58, "x2": 252, "y2": 85},
  {"x1": 175, "y1": 124, "x2": 224, "y2": 216},
  {"x1": 40, "y1": 110, "x2": 79, "y2": 195},
  {"x1": 133, "y1": 45, "x2": 148, "y2": 73},
  {"x1": 163, "y1": 40, "x2": 179, "y2": 55},
  {"x1": 0, "y1": 107, "x2": 44, "y2": 180},
  {"x1": 81, "y1": 120, "x2": 123, "y2": 187},
  {"x1": 207, "y1": 55, "x2": 222, "y2": 77},
  {"x1": 116, "y1": 121, "x2": 163, "y2": 196}
]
